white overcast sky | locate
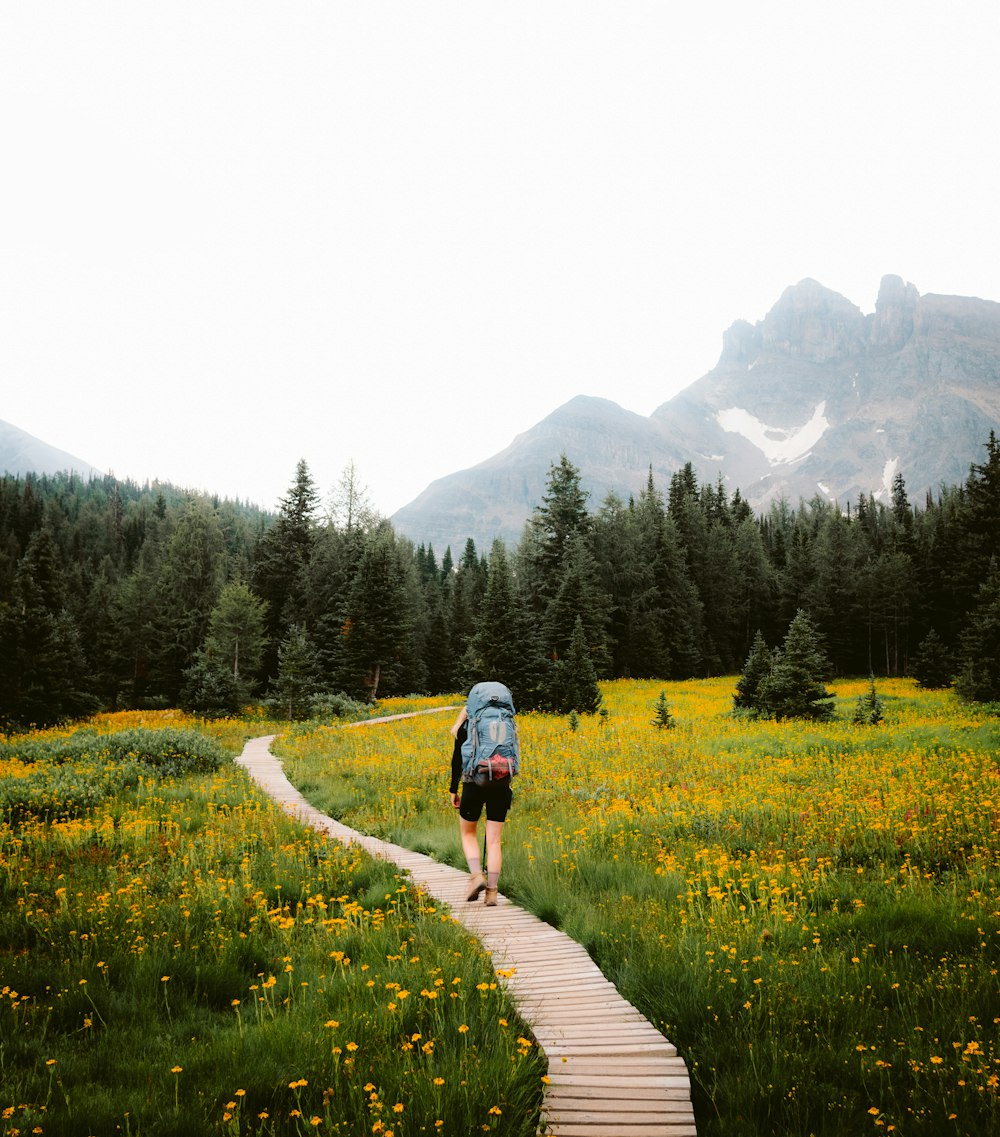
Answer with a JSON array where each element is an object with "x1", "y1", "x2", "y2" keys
[{"x1": 2, "y1": 2, "x2": 999, "y2": 516}]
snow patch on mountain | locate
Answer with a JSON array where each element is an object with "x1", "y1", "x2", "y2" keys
[
  {"x1": 877, "y1": 457, "x2": 900, "y2": 501},
  {"x1": 716, "y1": 402, "x2": 829, "y2": 465}
]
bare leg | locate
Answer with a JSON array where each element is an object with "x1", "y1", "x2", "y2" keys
[
  {"x1": 459, "y1": 817, "x2": 481, "y2": 873},
  {"x1": 484, "y1": 819, "x2": 504, "y2": 882}
]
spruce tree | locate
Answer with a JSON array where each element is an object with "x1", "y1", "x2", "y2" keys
[
  {"x1": 911, "y1": 628, "x2": 953, "y2": 689},
  {"x1": 733, "y1": 629, "x2": 773, "y2": 714},
  {"x1": 652, "y1": 690, "x2": 675, "y2": 729},
  {"x1": 547, "y1": 615, "x2": 602, "y2": 714},
  {"x1": 149, "y1": 499, "x2": 225, "y2": 702},
  {"x1": 954, "y1": 559, "x2": 1000, "y2": 703},
  {"x1": 463, "y1": 540, "x2": 548, "y2": 709},
  {"x1": 522, "y1": 455, "x2": 591, "y2": 612},
  {"x1": 253, "y1": 460, "x2": 320, "y2": 676},
  {"x1": 340, "y1": 523, "x2": 424, "y2": 700},
  {"x1": 269, "y1": 624, "x2": 319, "y2": 720},
  {"x1": 759, "y1": 610, "x2": 834, "y2": 720},
  {"x1": 202, "y1": 581, "x2": 269, "y2": 684},
  {"x1": 637, "y1": 475, "x2": 703, "y2": 678},
  {"x1": 542, "y1": 529, "x2": 611, "y2": 675},
  {"x1": 852, "y1": 677, "x2": 885, "y2": 725}
]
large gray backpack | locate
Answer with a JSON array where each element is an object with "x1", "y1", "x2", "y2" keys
[{"x1": 460, "y1": 681, "x2": 520, "y2": 786}]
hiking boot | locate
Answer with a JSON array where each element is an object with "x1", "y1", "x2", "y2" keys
[
  {"x1": 465, "y1": 872, "x2": 486, "y2": 902},
  {"x1": 484, "y1": 888, "x2": 498, "y2": 907}
]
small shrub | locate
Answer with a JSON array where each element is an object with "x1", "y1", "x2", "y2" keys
[
  {"x1": 852, "y1": 677, "x2": 885, "y2": 725},
  {"x1": 308, "y1": 691, "x2": 372, "y2": 721},
  {"x1": 652, "y1": 691, "x2": 675, "y2": 729}
]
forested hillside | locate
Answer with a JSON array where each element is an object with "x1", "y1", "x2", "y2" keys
[{"x1": 2, "y1": 434, "x2": 999, "y2": 729}]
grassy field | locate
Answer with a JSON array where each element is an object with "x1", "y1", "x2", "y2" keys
[
  {"x1": 0, "y1": 711, "x2": 545, "y2": 1137},
  {"x1": 275, "y1": 678, "x2": 1000, "y2": 1137}
]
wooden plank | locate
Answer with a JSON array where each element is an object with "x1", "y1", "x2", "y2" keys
[
  {"x1": 540, "y1": 1122, "x2": 698, "y2": 1137},
  {"x1": 535, "y1": 1035, "x2": 675, "y2": 1052},
  {"x1": 528, "y1": 1009, "x2": 650, "y2": 1025},
  {"x1": 551, "y1": 1057, "x2": 689, "y2": 1072},
  {"x1": 545, "y1": 1100, "x2": 697, "y2": 1118},
  {"x1": 533, "y1": 1023, "x2": 669, "y2": 1040},
  {"x1": 544, "y1": 1078, "x2": 692, "y2": 1097}
]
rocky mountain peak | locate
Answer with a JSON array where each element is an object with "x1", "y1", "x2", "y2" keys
[
  {"x1": 718, "y1": 318, "x2": 761, "y2": 366},
  {"x1": 391, "y1": 274, "x2": 1000, "y2": 552},
  {"x1": 757, "y1": 278, "x2": 868, "y2": 364},
  {"x1": 870, "y1": 274, "x2": 920, "y2": 351}
]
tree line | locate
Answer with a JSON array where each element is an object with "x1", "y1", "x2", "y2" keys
[{"x1": 1, "y1": 433, "x2": 999, "y2": 729}]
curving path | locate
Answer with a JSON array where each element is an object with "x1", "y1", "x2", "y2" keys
[{"x1": 236, "y1": 725, "x2": 697, "y2": 1136}]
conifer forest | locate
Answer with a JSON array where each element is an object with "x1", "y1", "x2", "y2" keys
[{"x1": 2, "y1": 433, "x2": 999, "y2": 730}]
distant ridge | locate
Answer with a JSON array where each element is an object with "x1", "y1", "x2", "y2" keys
[
  {"x1": 392, "y1": 275, "x2": 1000, "y2": 554},
  {"x1": 1, "y1": 419, "x2": 105, "y2": 482}
]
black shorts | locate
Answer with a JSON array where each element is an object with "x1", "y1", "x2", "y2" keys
[{"x1": 459, "y1": 780, "x2": 513, "y2": 823}]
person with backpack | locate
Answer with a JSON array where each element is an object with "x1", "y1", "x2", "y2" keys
[{"x1": 448, "y1": 681, "x2": 520, "y2": 907}]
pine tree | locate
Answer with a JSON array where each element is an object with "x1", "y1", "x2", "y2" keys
[
  {"x1": 911, "y1": 628, "x2": 953, "y2": 689},
  {"x1": 180, "y1": 655, "x2": 249, "y2": 718},
  {"x1": 954, "y1": 559, "x2": 1000, "y2": 703},
  {"x1": 340, "y1": 523, "x2": 424, "y2": 701},
  {"x1": 253, "y1": 460, "x2": 320, "y2": 677},
  {"x1": 542, "y1": 529, "x2": 611, "y2": 675},
  {"x1": 852, "y1": 677, "x2": 885, "y2": 725},
  {"x1": 635, "y1": 474, "x2": 704, "y2": 678},
  {"x1": 806, "y1": 508, "x2": 865, "y2": 673},
  {"x1": 522, "y1": 455, "x2": 591, "y2": 612},
  {"x1": 268, "y1": 624, "x2": 319, "y2": 720},
  {"x1": 651, "y1": 690, "x2": 675, "y2": 729},
  {"x1": 732, "y1": 518, "x2": 776, "y2": 664},
  {"x1": 149, "y1": 499, "x2": 225, "y2": 702},
  {"x1": 0, "y1": 526, "x2": 96, "y2": 727},
  {"x1": 463, "y1": 540, "x2": 548, "y2": 709},
  {"x1": 202, "y1": 581, "x2": 269, "y2": 683},
  {"x1": 759, "y1": 610, "x2": 834, "y2": 720},
  {"x1": 733, "y1": 629, "x2": 773, "y2": 714},
  {"x1": 547, "y1": 615, "x2": 602, "y2": 714}
]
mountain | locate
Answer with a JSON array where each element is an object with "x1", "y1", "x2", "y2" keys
[
  {"x1": 0, "y1": 419, "x2": 105, "y2": 482},
  {"x1": 392, "y1": 275, "x2": 1000, "y2": 554}
]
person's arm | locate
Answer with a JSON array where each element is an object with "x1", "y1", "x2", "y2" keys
[
  {"x1": 449, "y1": 723, "x2": 465, "y2": 806},
  {"x1": 449, "y1": 706, "x2": 467, "y2": 737}
]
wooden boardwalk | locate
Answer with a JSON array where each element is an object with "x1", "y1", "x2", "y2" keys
[{"x1": 236, "y1": 730, "x2": 698, "y2": 1137}]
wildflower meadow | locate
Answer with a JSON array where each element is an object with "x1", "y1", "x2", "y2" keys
[
  {"x1": 0, "y1": 712, "x2": 544, "y2": 1137},
  {"x1": 276, "y1": 679, "x2": 1000, "y2": 1137}
]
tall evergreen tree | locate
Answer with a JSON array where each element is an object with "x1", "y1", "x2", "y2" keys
[
  {"x1": 733, "y1": 629, "x2": 774, "y2": 714},
  {"x1": 592, "y1": 491, "x2": 663, "y2": 678},
  {"x1": 522, "y1": 455, "x2": 591, "y2": 612},
  {"x1": 202, "y1": 580, "x2": 269, "y2": 683},
  {"x1": 449, "y1": 539, "x2": 487, "y2": 682},
  {"x1": 149, "y1": 500, "x2": 226, "y2": 701},
  {"x1": 911, "y1": 628, "x2": 954, "y2": 689},
  {"x1": 340, "y1": 523, "x2": 425, "y2": 700},
  {"x1": 806, "y1": 507, "x2": 865, "y2": 672},
  {"x1": 0, "y1": 526, "x2": 95, "y2": 727},
  {"x1": 253, "y1": 460, "x2": 320, "y2": 676},
  {"x1": 548, "y1": 614, "x2": 602, "y2": 714},
  {"x1": 731, "y1": 518, "x2": 777, "y2": 663},
  {"x1": 465, "y1": 539, "x2": 547, "y2": 707},
  {"x1": 269, "y1": 624, "x2": 320, "y2": 720},
  {"x1": 954, "y1": 558, "x2": 1000, "y2": 702},
  {"x1": 643, "y1": 483, "x2": 704, "y2": 678},
  {"x1": 542, "y1": 529, "x2": 611, "y2": 675}
]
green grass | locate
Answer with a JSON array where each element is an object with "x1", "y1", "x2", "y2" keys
[
  {"x1": 0, "y1": 724, "x2": 544, "y2": 1136},
  {"x1": 276, "y1": 679, "x2": 1000, "y2": 1137}
]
